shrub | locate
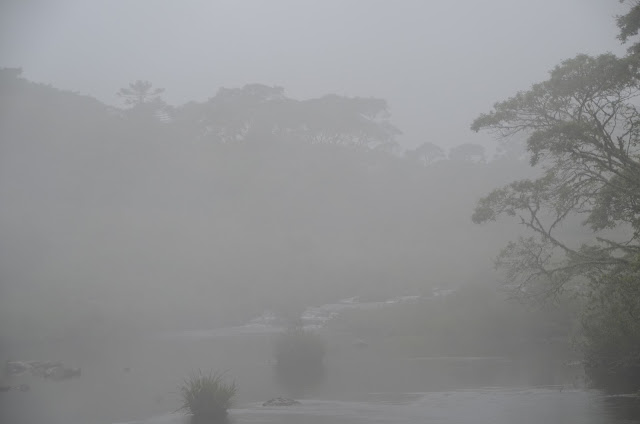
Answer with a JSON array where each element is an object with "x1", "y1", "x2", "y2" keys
[
  {"x1": 178, "y1": 370, "x2": 237, "y2": 422},
  {"x1": 274, "y1": 327, "x2": 326, "y2": 395},
  {"x1": 582, "y1": 269, "x2": 640, "y2": 393}
]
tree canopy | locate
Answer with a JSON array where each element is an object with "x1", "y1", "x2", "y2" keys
[
  {"x1": 405, "y1": 142, "x2": 445, "y2": 165},
  {"x1": 618, "y1": 0, "x2": 640, "y2": 53},
  {"x1": 176, "y1": 83, "x2": 401, "y2": 149},
  {"x1": 471, "y1": 52, "x2": 640, "y2": 300}
]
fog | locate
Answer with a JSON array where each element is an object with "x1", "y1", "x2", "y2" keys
[
  {"x1": 0, "y1": 0, "x2": 626, "y2": 152},
  {"x1": 1, "y1": 1, "x2": 638, "y2": 424}
]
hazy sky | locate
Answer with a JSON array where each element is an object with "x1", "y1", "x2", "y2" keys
[{"x1": 0, "y1": 0, "x2": 628, "y2": 149}]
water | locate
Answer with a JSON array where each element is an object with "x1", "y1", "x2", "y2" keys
[
  {"x1": 233, "y1": 391, "x2": 640, "y2": 424},
  {"x1": 3, "y1": 296, "x2": 640, "y2": 424},
  {"x1": 5, "y1": 384, "x2": 640, "y2": 424}
]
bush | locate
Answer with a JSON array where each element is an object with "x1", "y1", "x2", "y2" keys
[
  {"x1": 178, "y1": 370, "x2": 237, "y2": 422},
  {"x1": 274, "y1": 327, "x2": 326, "y2": 395},
  {"x1": 582, "y1": 269, "x2": 640, "y2": 393},
  {"x1": 275, "y1": 327, "x2": 326, "y2": 366}
]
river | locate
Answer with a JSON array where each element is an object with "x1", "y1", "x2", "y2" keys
[{"x1": 2, "y1": 296, "x2": 639, "y2": 424}]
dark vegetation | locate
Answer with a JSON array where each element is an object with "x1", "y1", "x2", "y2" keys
[
  {"x1": 273, "y1": 327, "x2": 326, "y2": 396},
  {"x1": 178, "y1": 370, "x2": 237, "y2": 423},
  {"x1": 330, "y1": 283, "x2": 576, "y2": 360}
]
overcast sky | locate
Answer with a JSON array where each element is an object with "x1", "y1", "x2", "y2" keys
[{"x1": 0, "y1": 0, "x2": 628, "y2": 149}]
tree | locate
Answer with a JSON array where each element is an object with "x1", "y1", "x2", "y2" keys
[
  {"x1": 617, "y1": 0, "x2": 640, "y2": 53},
  {"x1": 117, "y1": 80, "x2": 164, "y2": 107},
  {"x1": 471, "y1": 53, "x2": 640, "y2": 301},
  {"x1": 176, "y1": 84, "x2": 400, "y2": 148},
  {"x1": 405, "y1": 142, "x2": 444, "y2": 165},
  {"x1": 470, "y1": 8, "x2": 640, "y2": 390},
  {"x1": 580, "y1": 256, "x2": 640, "y2": 392},
  {"x1": 448, "y1": 143, "x2": 486, "y2": 163},
  {"x1": 296, "y1": 94, "x2": 400, "y2": 149}
]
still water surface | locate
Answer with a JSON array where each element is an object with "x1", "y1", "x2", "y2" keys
[{"x1": 3, "y1": 298, "x2": 640, "y2": 424}]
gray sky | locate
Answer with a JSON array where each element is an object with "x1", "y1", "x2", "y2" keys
[{"x1": 0, "y1": 0, "x2": 627, "y2": 149}]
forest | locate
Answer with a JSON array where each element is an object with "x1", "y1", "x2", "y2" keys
[{"x1": 1, "y1": 2, "x2": 639, "y2": 407}]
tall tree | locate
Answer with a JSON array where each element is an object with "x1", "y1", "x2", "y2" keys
[
  {"x1": 470, "y1": 4, "x2": 640, "y2": 390},
  {"x1": 471, "y1": 52, "x2": 640, "y2": 300}
]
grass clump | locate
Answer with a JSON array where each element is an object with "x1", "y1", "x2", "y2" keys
[{"x1": 178, "y1": 370, "x2": 237, "y2": 422}]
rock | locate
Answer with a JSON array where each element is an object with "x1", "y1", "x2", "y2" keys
[
  {"x1": 0, "y1": 384, "x2": 29, "y2": 392},
  {"x1": 45, "y1": 366, "x2": 81, "y2": 381},
  {"x1": 262, "y1": 397, "x2": 301, "y2": 407},
  {"x1": 6, "y1": 360, "x2": 80, "y2": 381},
  {"x1": 30, "y1": 361, "x2": 63, "y2": 377},
  {"x1": 6, "y1": 361, "x2": 30, "y2": 376}
]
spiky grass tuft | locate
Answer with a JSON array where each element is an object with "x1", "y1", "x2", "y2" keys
[{"x1": 178, "y1": 370, "x2": 237, "y2": 421}]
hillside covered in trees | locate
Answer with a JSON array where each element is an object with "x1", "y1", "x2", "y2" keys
[{"x1": 0, "y1": 68, "x2": 533, "y2": 341}]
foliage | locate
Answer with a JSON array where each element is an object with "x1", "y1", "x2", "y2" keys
[
  {"x1": 178, "y1": 370, "x2": 237, "y2": 421},
  {"x1": 330, "y1": 283, "x2": 575, "y2": 359},
  {"x1": 471, "y1": 52, "x2": 640, "y2": 302},
  {"x1": 405, "y1": 142, "x2": 445, "y2": 165},
  {"x1": 581, "y1": 257, "x2": 640, "y2": 393},
  {"x1": 175, "y1": 83, "x2": 400, "y2": 148},
  {"x1": 275, "y1": 327, "x2": 326, "y2": 366},
  {"x1": 618, "y1": 0, "x2": 640, "y2": 53},
  {"x1": 274, "y1": 327, "x2": 326, "y2": 395},
  {"x1": 471, "y1": 4, "x2": 640, "y2": 391}
]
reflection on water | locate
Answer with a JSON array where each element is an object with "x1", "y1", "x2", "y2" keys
[
  {"x1": 4, "y1": 351, "x2": 640, "y2": 424},
  {"x1": 111, "y1": 390, "x2": 640, "y2": 424},
  {"x1": 605, "y1": 395, "x2": 640, "y2": 422}
]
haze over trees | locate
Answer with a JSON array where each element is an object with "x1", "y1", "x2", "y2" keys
[{"x1": 0, "y1": 67, "x2": 532, "y2": 350}]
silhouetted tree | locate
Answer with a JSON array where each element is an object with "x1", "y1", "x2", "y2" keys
[
  {"x1": 448, "y1": 143, "x2": 485, "y2": 163},
  {"x1": 471, "y1": 44, "x2": 640, "y2": 390},
  {"x1": 175, "y1": 84, "x2": 400, "y2": 148},
  {"x1": 117, "y1": 80, "x2": 164, "y2": 107},
  {"x1": 405, "y1": 142, "x2": 445, "y2": 165}
]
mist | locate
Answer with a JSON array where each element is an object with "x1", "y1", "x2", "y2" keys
[{"x1": 1, "y1": 1, "x2": 639, "y2": 424}]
